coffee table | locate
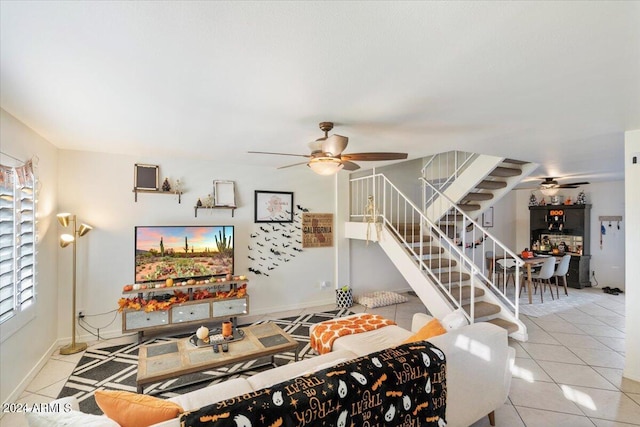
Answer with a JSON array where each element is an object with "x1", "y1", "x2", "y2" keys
[{"x1": 136, "y1": 322, "x2": 298, "y2": 394}]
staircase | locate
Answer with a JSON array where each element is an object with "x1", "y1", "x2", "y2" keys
[{"x1": 347, "y1": 152, "x2": 538, "y2": 341}]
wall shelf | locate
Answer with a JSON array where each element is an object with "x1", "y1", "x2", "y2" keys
[
  {"x1": 194, "y1": 206, "x2": 236, "y2": 217},
  {"x1": 133, "y1": 188, "x2": 182, "y2": 203}
]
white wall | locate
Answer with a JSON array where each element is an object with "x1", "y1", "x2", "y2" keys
[
  {"x1": 624, "y1": 130, "x2": 640, "y2": 381},
  {"x1": 56, "y1": 150, "x2": 339, "y2": 340},
  {"x1": 0, "y1": 109, "x2": 59, "y2": 405}
]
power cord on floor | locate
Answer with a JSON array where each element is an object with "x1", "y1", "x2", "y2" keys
[{"x1": 592, "y1": 271, "x2": 599, "y2": 287}]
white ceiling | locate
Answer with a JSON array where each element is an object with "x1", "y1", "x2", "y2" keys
[{"x1": 1, "y1": 1, "x2": 639, "y2": 187}]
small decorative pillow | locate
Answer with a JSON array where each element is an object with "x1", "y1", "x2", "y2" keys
[
  {"x1": 441, "y1": 308, "x2": 469, "y2": 330},
  {"x1": 94, "y1": 390, "x2": 183, "y2": 427},
  {"x1": 403, "y1": 318, "x2": 447, "y2": 343},
  {"x1": 354, "y1": 291, "x2": 408, "y2": 308}
]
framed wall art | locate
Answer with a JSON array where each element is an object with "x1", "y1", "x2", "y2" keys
[
  {"x1": 254, "y1": 190, "x2": 293, "y2": 223},
  {"x1": 134, "y1": 164, "x2": 159, "y2": 190},
  {"x1": 214, "y1": 180, "x2": 236, "y2": 207},
  {"x1": 482, "y1": 207, "x2": 494, "y2": 228}
]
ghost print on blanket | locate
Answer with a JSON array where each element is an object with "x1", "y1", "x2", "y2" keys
[{"x1": 180, "y1": 342, "x2": 447, "y2": 427}]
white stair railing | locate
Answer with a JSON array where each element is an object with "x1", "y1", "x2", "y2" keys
[
  {"x1": 350, "y1": 173, "x2": 483, "y2": 323},
  {"x1": 422, "y1": 151, "x2": 477, "y2": 209},
  {"x1": 420, "y1": 177, "x2": 524, "y2": 318}
]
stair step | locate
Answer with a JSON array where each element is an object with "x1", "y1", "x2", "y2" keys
[
  {"x1": 423, "y1": 258, "x2": 457, "y2": 269},
  {"x1": 475, "y1": 180, "x2": 507, "y2": 190},
  {"x1": 458, "y1": 203, "x2": 481, "y2": 212},
  {"x1": 392, "y1": 223, "x2": 423, "y2": 232},
  {"x1": 450, "y1": 285, "x2": 484, "y2": 299},
  {"x1": 461, "y1": 192, "x2": 494, "y2": 202},
  {"x1": 435, "y1": 271, "x2": 471, "y2": 283},
  {"x1": 412, "y1": 245, "x2": 444, "y2": 255},
  {"x1": 489, "y1": 166, "x2": 522, "y2": 178},
  {"x1": 486, "y1": 318, "x2": 520, "y2": 334},
  {"x1": 462, "y1": 301, "x2": 501, "y2": 318},
  {"x1": 502, "y1": 158, "x2": 528, "y2": 165},
  {"x1": 392, "y1": 224, "x2": 428, "y2": 234}
]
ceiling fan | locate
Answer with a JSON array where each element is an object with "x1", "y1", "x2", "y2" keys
[
  {"x1": 538, "y1": 177, "x2": 590, "y2": 195},
  {"x1": 248, "y1": 122, "x2": 408, "y2": 175}
]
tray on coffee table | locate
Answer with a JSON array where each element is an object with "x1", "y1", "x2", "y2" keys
[{"x1": 189, "y1": 327, "x2": 245, "y2": 347}]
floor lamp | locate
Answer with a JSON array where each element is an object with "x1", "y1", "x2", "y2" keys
[{"x1": 57, "y1": 213, "x2": 93, "y2": 355}]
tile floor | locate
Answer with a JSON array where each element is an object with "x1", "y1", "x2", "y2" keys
[{"x1": 2, "y1": 288, "x2": 638, "y2": 427}]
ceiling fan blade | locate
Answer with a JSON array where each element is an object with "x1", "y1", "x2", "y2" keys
[
  {"x1": 248, "y1": 151, "x2": 310, "y2": 158},
  {"x1": 341, "y1": 152, "x2": 408, "y2": 161},
  {"x1": 341, "y1": 161, "x2": 360, "y2": 171},
  {"x1": 558, "y1": 181, "x2": 590, "y2": 188},
  {"x1": 277, "y1": 161, "x2": 308, "y2": 170},
  {"x1": 321, "y1": 135, "x2": 349, "y2": 156}
]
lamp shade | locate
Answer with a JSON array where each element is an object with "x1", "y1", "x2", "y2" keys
[
  {"x1": 78, "y1": 223, "x2": 93, "y2": 237},
  {"x1": 57, "y1": 213, "x2": 71, "y2": 227},
  {"x1": 60, "y1": 234, "x2": 74, "y2": 248},
  {"x1": 307, "y1": 157, "x2": 344, "y2": 176}
]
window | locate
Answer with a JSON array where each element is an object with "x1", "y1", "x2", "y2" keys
[{"x1": 0, "y1": 162, "x2": 36, "y2": 324}]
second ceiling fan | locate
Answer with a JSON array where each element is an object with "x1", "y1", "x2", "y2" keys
[
  {"x1": 538, "y1": 177, "x2": 590, "y2": 195},
  {"x1": 249, "y1": 122, "x2": 408, "y2": 175}
]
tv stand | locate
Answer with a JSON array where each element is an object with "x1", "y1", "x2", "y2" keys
[{"x1": 121, "y1": 278, "x2": 249, "y2": 342}]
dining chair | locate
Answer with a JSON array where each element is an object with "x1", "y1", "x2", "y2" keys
[
  {"x1": 553, "y1": 254, "x2": 572, "y2": 298},
  {"x1": 495, "y1": 257, "x2": 520, "y2": 293},
  {"x1": 530, "y1": 257, "x2": 556, "y2": 303},
  {"x1": 485, "y1": 251, "x2": 495, "y2": 278}
]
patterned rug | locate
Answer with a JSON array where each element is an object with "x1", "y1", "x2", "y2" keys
[
  {"x1": 515, "y1": 286, "x2": 612, "y2": 317},
  {"x1": 57, "y1": 309, "x2": 353, "y2": 415}
]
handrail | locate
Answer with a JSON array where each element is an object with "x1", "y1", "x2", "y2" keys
[
  {"x1": 350, "y1": 173, "x2": 482, "y2": 323},
  {"x1": 419, "y1": 176, "x2": 522, "y2": 318}
]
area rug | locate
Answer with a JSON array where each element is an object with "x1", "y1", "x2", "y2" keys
[
  {"x1": 57, "y1": 309, "x2": 353, "y2": 415},
  {"x1": 517, "y1": 286, "x2": 614, "y2": 317}
]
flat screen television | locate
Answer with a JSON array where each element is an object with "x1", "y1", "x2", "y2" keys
[{"x1": 135, "y1": 225, "x2": 234, "y2": 284}]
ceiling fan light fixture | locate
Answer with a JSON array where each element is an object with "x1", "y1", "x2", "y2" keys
[
  {"x1": 307, "y1": 157, "x2": 344, "y2": 176},
  {"x1": 540, "y1": 186, "x2": 560, "y2": 196}
]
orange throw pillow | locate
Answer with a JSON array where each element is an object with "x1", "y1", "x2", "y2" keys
[
  {"x1": 403, "y1": 318, "x2": 447, "y2": 343},
  {"x1": 94, "y1": 390, "x2": 183, "y2": 427}
]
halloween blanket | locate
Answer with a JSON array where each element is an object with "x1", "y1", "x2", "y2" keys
[
  {"x1": 309, "y1": 314, "x2": 397, "y2": 355},
  {"x1": 180, "y1": 341, "x2": 447, "y2": 427}
]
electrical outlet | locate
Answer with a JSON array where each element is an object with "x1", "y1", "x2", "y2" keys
[
  {"x1": 320, "y1": 281, "x2": 330, "y2": 289},
  {"x1": 592, "y1": 271, "x2": 596, "y2": 277},
  {"x1": 78, "y1": 310, "x2": 85, "y2": 319}
]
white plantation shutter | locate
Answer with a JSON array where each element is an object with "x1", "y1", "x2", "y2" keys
[{"x1": 0, "y1": 163, "x2": 36, "y2": 324}]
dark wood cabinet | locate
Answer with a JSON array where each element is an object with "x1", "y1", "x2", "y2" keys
[{"x1": 529, "y1": 204, "x2": 591, "y2": 288}]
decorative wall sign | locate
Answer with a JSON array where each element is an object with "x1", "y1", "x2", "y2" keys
[
  {"x1": 134, "y1": 164, "x2": 159, "y2": 190},
  {"x1": 302, "y1": 213, "x2": 333, "y2": 248},
  {"x1": 254, "y1": 190, "x2": 293, "y2": 223}
]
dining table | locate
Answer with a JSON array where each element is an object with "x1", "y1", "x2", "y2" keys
[
  {"x1": 488, "y1": 254, "x2": 560, "y2": 304},
  {"x1": 520, "y1": 255, "x2": 560, "y2": 304}
]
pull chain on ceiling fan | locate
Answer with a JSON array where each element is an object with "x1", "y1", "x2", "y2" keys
[{"x1": 248, "y1": 122, "x2": 408, "y2": 175}]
